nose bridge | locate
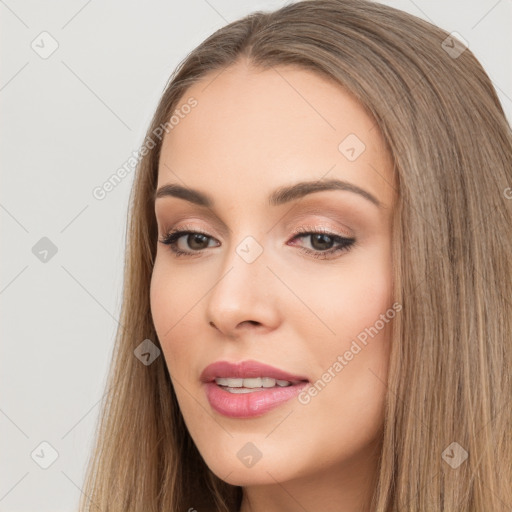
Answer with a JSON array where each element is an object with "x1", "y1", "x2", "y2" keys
[{"x1": 205, "y1": 232, "x2": 277, "y2": 332}]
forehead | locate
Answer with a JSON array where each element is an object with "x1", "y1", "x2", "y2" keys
[{"x1": 158, "y1": 61, "x2": 395, "y2": 209}]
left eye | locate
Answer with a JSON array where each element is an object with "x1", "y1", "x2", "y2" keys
[{"x1": 289, "y1": 231, "x2": 356, "y2": 259}]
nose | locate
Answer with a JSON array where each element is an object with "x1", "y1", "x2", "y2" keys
[{"x1": 204, "y1": 238, "x2": 280, "y2": 338}]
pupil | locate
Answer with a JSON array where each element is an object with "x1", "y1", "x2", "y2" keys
[
  {"x1": 312, "y1": 234, "x2": 333, "y2": 251},
  {"x1": 189, "y1": 233, "x2": 208, "y2": 249}
]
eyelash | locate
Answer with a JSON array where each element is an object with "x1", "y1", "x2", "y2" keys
[{"x1": 158, "y1": 224, "x2": 356, "y2": 260}]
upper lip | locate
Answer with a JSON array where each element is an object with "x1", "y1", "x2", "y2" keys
[{"x1": 200, "y1": 360, "x2": 309, "y2": 383}]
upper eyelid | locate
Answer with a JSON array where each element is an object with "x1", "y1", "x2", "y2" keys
[
  {"x1": 157, "y1": 213, "x2": 355, "y2": 235},
  {"x1": 164, "y1": 225, "x2": 353, "y2": 243},
  {"x1": 154, "y1": 202, "x2": 362, "y2": 238},
  {"x1": 291, "y1": 224, "x2": 354, "y2": 238}
]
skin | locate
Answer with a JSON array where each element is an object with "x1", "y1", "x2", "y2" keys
[{"x1": 150, "y1": 59, "x2": 397, "y2": 512}]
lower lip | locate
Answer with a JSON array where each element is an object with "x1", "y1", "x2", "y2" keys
[{"x1": 204, "y1": 381, "x2": 310, "y2": 418}]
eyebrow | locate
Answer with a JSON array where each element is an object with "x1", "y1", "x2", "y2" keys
[{"x1": 154, "y1": 178, "x2": 384, "y2": 209}]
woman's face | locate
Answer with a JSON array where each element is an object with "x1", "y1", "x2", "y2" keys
[{"x1": 150, "y1": 61, "x2": 397, "y2": 497}]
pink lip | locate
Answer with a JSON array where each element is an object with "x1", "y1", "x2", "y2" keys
[
  {"x1": 200, "y1": 360, "x2": 310, "y2": 418},
  {"x1": 200, "y1": 360, "x2": 309, "y2": 383}
]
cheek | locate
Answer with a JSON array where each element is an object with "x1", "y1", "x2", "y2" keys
[
  {"x1": 293, "y1": 243, "x2": 393, "y2": 419},
  {"x1": 150, "y1": 256, "x2": 206, "y2": 331},
  {"x1": 150, "y1": 262, "x2": 173, "y2": 345},
  {"x1": 296, "y1": 243, "x2": 393, "y2": 347},
  {"x1": 150, "y1": 265, "x2": 210, "y2": 433},
  {"x1": 149, "y1": 261, "x2": 199, "y2": 371}
]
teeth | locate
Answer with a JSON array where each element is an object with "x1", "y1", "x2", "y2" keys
[
  {"x1": 223, "y1": 387, "x2": 264, "y2": 394},
  {"x1": 214, "y1": 377, "x2": 293, "y2": 388},
  {"x1": 262, "y1": 377, "x2": 276, "y2": 387},
  {"x1": 215, "y1": 377, "x2": 244, "y2": 387}
]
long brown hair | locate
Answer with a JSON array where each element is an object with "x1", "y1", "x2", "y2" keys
[{"x1": 79, "y1": 1, "x2": 512, "y2": 510}]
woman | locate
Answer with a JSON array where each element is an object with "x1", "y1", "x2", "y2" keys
[{"x1": 79, "y1": 1, "x2": 512, "y2": 510}]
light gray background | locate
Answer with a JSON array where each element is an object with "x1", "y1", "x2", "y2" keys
[{"x1": 1, "y1": 1, "x2": 511, "y2": 510}]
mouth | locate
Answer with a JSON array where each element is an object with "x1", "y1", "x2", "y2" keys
[
  {"x1": 200, "y1": 360, "x2": 310, "y2": 418},
  {"x1": 213, "y1": 376, "x2": 307, "y2": 393},
  {"x1": 200, "y1": 359, "x2": 310, "y2": 383}
]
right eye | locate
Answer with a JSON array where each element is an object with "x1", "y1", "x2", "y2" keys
[{"x1": 159, "y1": 229, "x2": 219, "y2": 257}]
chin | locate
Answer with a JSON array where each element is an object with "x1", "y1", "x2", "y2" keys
[
  {"x1": 212, "y1": 465, "x2": 285, "y2": 487},
  {"x1": 202, "y1": 448, "x2": 297, "y2": 487}
]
